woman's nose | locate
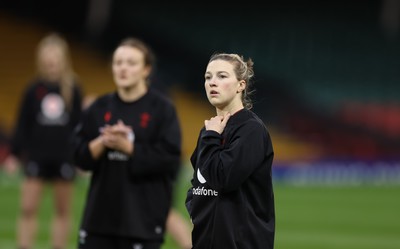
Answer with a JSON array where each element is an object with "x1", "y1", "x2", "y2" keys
[{"x1": 208, "y1": 79, "x2": 217, "y2": 86}]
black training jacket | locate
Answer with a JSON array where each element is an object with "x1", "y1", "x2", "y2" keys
[
  {"x1": 73, "y1": 88, "x2": 182, "y2": 241},
  {"x1": 186, "y1": 108, "x2": 275, "y2": 249},
  {"x1": 10, "y1": 79, "x2": 82, "y2": 163}
]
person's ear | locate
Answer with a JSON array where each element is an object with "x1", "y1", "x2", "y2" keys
[
  {"x1": 237, "y1": 80, "x2": 246, "y2": 93},
  {"x1": 143, "y1": 65, "x2": 152, "y2": 79}
]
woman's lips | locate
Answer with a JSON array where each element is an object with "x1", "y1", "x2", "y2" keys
[{"x1": 210, "y1": 90, "x2": 219, "y2": 95}]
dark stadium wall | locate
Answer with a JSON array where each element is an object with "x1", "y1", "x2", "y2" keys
[{"x1": 1, "y1": 0, "x2": 400, "y2": 162}]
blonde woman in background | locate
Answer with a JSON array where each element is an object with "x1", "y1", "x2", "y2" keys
[{"x1": 4, "y1": 33, "x2": 83, "y2": 249}]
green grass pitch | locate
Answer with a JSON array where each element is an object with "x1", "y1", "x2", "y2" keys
[{"x1": 1, "y1": 165, "x2": 400, "y2": 249}]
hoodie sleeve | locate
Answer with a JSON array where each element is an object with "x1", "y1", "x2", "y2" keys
[
  {"x1": 196, "y1": 120, "x2": 272, "y2": 192},
  {"x1": 10, "y1": 85, "x2": 35, "y2": 158},
  {"x1": 69, "y1": 84, "x2": 83, "y2": 129},
  {"x1": 72, "y1": 104, "x2": 100, "y2": 171}
]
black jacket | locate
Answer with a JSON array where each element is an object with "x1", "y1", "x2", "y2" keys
[
  {"x1": 73, "y1": 89, "x2": 182, "y2": 240},
  {"x1": 11, "y1": 79, "x2": 82, "y2": 163},
  {"x1": 186, "y1": 108, "x2": 275, "y2": 249}
]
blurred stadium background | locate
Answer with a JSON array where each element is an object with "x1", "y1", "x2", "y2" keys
[{"x1": 0, "y1": 1, "x2": 399, "y2": 249}]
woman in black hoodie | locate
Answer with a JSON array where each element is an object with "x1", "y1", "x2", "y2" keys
[
  {"x1": 73, "y1": 37, "x2": 189, "y2": 249},
  {"x1": 186, "y1": 53, "x2": 275, "y2": 249}
]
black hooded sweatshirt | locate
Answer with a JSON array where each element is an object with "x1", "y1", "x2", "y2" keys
[
  {"x1": 73, "y1": 88, "x2": 182, "y2": 241},
  {"x1": 186, "y1": 108, "x2": 275, "y2": 249},
  {"x1": 10, "y1": 80, "x2": 82, "y2": 163}
]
